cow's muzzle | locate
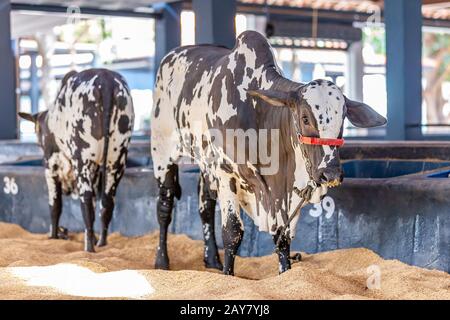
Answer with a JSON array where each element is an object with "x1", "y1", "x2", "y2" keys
[{"x1": 316, "y1": 167, "x2": 343, "y2": 188}]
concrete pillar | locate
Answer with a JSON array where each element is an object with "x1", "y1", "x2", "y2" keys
[
  {"x1": 192, "y1": 0, "x2": 237, "y2": 48},
  {"x1": 154, "y1": 1, "x2": 182, "y2": 80},
  {"x1": 36, "y1": 33, "x2": 57, "y2": 110},
  {"x1": 345, "y1": 41, "x2": 364, "y2": 102},
  {"x1": 292, "y1": 50, "x2": 301, "y2": 82},
  {"x1": 0, "y1": 0, "x2": 17, "y2": 139},
  {"x1": 30, "y1": 53, "x2": 39, "y2": 114},
  {"x1": 300, "y1": 63, "x2": 315, "y2": 82},
  {"x1": 385, "y1": 0, "x2": 422, "y2": 140}
]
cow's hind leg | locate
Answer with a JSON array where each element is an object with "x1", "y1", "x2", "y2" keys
[
  {"x1": 273, "y1": 230, "x2": 292, "y2": 274},
  {"x1": 97, "y1": 154, "x2": 127, "y2": 247},
  {"x1": 45, "y1": 172, "x2": 62, "y2": 239},
  {"x1": 155, "y1": 163, "x2": 181, "y2": 270},
  {"x1": 198, "y1": 173, "x2": 222, "y2": 270},
  {"x1": 76, "y1": 162, "x2": 98, "y2": 252},
  {"x1": 79, "y1": 191, "x2": 96, "y2": 252},
  {"x1": 97, "y1": 192, "x2": 114, "y2": 247}
]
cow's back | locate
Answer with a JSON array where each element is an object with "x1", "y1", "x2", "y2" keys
[
  {"x1": 151, "y1": 45, "x2": 231, "y2": 180},
  {"x1": 47, "y1": 69, "x2": 134, "y2": 175},
  {"x1": 152, "y1": 45, "x2": 230, "y2": 127},
  {"x1": 155, "y1": 45, "x2": 230, "y2": 105},
  {"x1": 151, "y1": 32, "x2": 281, "y2": 184}
]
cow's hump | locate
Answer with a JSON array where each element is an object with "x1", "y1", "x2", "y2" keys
[{"x1": 233, "y1": 31, "x2": 277, "y2": 68}]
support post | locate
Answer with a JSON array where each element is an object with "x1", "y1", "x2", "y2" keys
[
  {"x1": 345, "y1": 41, "x2": 364, "y2": 102},
  {"x1": 385, "y1": 0, "x2": 422, "y2": 140},
  {"x1": 300, "y1": 63, "x2": 315, "y2": 82},
  {"x1": 154, "y1": 2, "x2": 182, "y2": 81},
  {"x1": 192, "y1": 0, "x2": 237, "y2": 48},
  {"x1": 0, "y1": 0, "x2": 17, "y2": 139},
  {"x1": 30, "y1": 53, "x2": 39, "y2": 114}
]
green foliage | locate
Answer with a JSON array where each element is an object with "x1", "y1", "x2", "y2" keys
[
  {"x1": 423, "y1": 32, "x2": 450, "y2": 82},
  {"x1": 57, "y1": 18, "x2": 112, "y2": 44},
  {"x1": 362, "y1": 27, "x2": 450, "y2": 82},
  {"x1": 100, "y1": 19, "x2": 112, "y2": 40},
  {"x1": 362, "y1": 27, "x2": 385, "y2": 55},
  {"x1": 423, "y1": 32, "x2": 450, "y2": 57}
]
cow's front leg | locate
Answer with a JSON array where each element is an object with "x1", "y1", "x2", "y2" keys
[
  {"x1": 156, "y1": 185, "x2": 174, "y2": 269},
  {"x1": 273, "y1": 230, "x2": 292, "y2": 274},
  {"x1": 198, "y1": 173, "x2": 222, "y2": 270},
  {"x1": 155, "y1": 164, "x2": 181, "y2": 270},
  {"x1": 219, "y1": 183, "x2": 243, "y2": 276},
  {"x1": 79, "y1": 191, "x2": 96, "y2": 253},
  {"x1": 46, "y1": 172, "x2": 62, "y2": 239}
]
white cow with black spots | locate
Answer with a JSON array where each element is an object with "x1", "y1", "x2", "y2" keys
[
  {"x1": 19, "y1": 69, "x2": 134, "y2": 252},
  {"x1": 151, "y1": 31, "x2": 386, "y2": 275}
]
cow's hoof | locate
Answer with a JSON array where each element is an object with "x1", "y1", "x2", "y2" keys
[
  {"x1": 96, "y1": 238, "x2": 107, "y2": 247},
  {"x1": 223, "y1": 270, "x2": 235, "y2": 276},
  {"x1": 155, "y1": 252, "x2": 169, "y2": 270},
  {"x1": 155, "y1": 260, "x2": 169, "y2": 270},
  {"x1": 57, "y1": 227, "x2": 69, "y2": 240},
  {"x1": 85, "y1": 242, "x2": 96, "y2": 253},
  {"x1": 290, "y1": 252, "x2": 302, "y2": 263},
  {"x1": 205, "y1": 256, "x2": 223, "y2": 271},
  {"x1": 84, "y1": 231, "x2": 96, "y2": 253},
  {"x1": 48, "y1": 226, "x2": 68, "y2": 240},
  {"x1": 97, "y1": 233, "x2": 107, "y2": 247}
]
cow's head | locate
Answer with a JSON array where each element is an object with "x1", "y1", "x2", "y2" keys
[
  {"x1": 248, "y1": 79, "x2": 386, "y2": 188},
  {"x1": 18, "y1": 111, "x2": 49, "y2": 147}
]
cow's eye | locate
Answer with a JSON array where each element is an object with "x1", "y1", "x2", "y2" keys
[{"x1": 302, "y1": 116, "x2": 309, "y2": 125}]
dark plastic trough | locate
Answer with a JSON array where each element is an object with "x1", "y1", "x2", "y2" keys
[{"x1": 343, "y1": 160, "x2": 450, "y2": 178}]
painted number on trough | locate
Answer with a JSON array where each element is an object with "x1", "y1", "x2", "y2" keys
[
  {"x1": 308, "y1": 195, "x2": 335, "y2": 219},
  {"x1": 3, "y1": 177, "x2": 18, "y2": 195}
]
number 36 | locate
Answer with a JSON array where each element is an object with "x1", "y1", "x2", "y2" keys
[{"x1": 3, "y1": 177, "x2": 18, "y2": 195}]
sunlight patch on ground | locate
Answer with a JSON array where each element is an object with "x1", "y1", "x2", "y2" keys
[{"x1": 9, "y1": 263, "x2": 154, "y2": 298}]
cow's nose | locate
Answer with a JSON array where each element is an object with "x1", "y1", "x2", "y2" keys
[{"x1": 319, "y1": 168, "x2": 343, "y2": 185}]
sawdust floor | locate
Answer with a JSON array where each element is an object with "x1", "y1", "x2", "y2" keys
[{"x1": 0, "y1": 222, "x2": 449, "y2": 300}]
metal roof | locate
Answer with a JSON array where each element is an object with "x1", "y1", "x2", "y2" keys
[
  {"x1": 10, "y1": 0, "x2": 450, "y2": 21},
  {"x1": 11, "y1": 0, "x2": 175, "y2": 11},
  {"x1": 240, "y1": 0, "x2": 450, "y2": 20}
]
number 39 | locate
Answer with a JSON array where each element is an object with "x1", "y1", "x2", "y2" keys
[
  {"x1": 3, "y1": 177, "x2": 18, "y2": 195},
  {"x1": 309, "y1": 195, "x2": 335, "y2": 219}
]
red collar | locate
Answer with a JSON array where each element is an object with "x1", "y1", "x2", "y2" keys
[{"x1": 299, "y1": 135, "x2": 345, "y2": 147}]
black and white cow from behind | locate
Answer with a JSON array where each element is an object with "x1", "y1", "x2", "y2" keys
[
  {"x1": 151, "y1": 31, "x2": 386, "y2": 275},
  {"x1": 19, "y1": 69, "x2": 134, "y2": 252}
]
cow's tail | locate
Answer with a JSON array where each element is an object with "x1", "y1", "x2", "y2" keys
[{"x1": 100, "y1": 87, "x2": 114, "y2": 203}]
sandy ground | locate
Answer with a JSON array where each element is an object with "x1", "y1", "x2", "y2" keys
[{"x1": 0, "y1": 222, "x2": 449, "y2": 300}]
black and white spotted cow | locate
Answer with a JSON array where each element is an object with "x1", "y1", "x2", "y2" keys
[
  {"x1": 151, "y1": 31, "x2": 386, "y2": 275},
  {"x1": 19, "y1": 69, "x2": 134, "y2": 252}
]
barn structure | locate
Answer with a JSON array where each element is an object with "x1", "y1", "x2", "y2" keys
[{"x1": 1, "y1": 0, "x2": 450, "y2": 273}]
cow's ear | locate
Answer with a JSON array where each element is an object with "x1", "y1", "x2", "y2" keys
[
  {"x1": 18, "y1": 112, "x2": 38, "y2": 123},
  {"x1": 247, "y1": 90, "x2": 292, "y2": 107},
  {"x1": 345, "y1": 97, "x2": 387, "y2": 128}
]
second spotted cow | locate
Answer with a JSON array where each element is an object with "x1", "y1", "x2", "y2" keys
[{"x1": 19, "y1": 69, "x2": 134, "y2": 252}]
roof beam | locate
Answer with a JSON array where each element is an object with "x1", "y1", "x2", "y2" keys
[
  {"x1": 11, "y1": 3, "x2": 161, "y2": 19},
  {"x1": 233, "y1": 3, "x2": 450, "y2": 29},
  {"x1": 423, "y1": 0, "x2": 450, "y2": 5}
]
